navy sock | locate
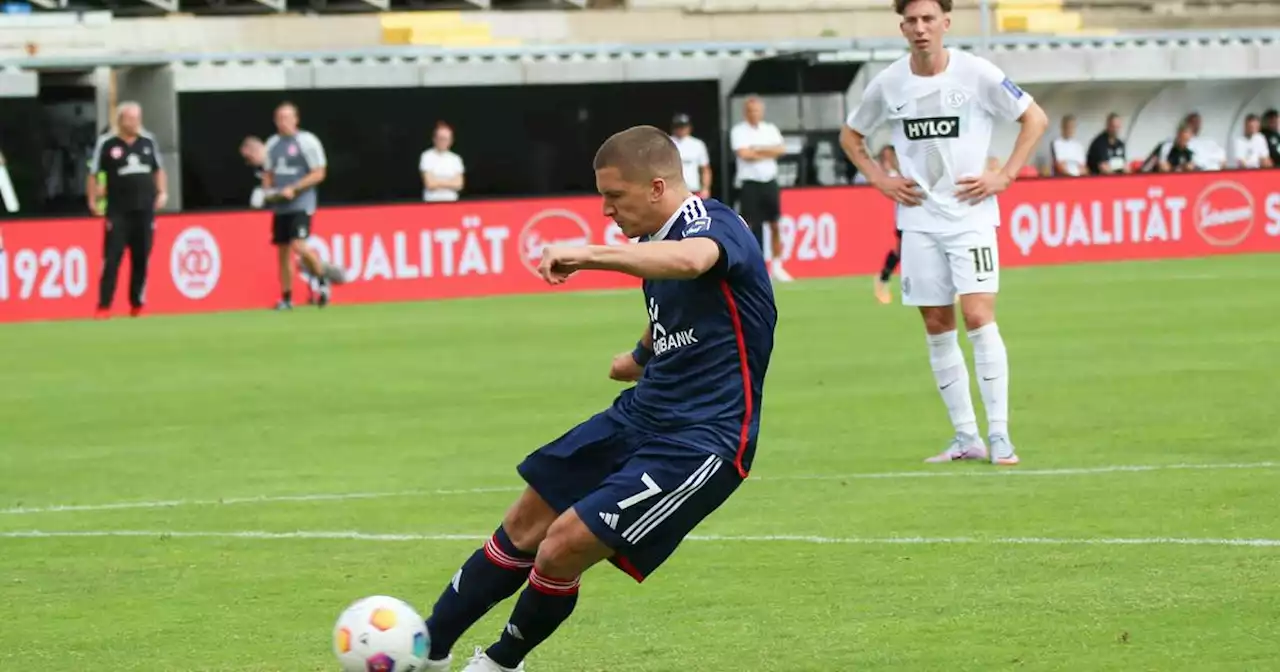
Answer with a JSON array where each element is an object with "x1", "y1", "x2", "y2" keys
[
  {"x1": 425, "y1": 527, "x2": 534, "y2": 661},
  {"x1": 879, "y1": 250, "x2": 900, "y2": 282},
  {"x1": 485, "y1": 568, "x2": 580, "y2": 669}
]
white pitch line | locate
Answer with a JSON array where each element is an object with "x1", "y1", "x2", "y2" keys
[
  {"x1": 2, "y1": 461, "x2": 1276, "y2": 517},
  {"x1": 1, "y1": 529, "x2": 1278, "y2": 548},
  {"x1": 0, "y1": 486, "x2": 524, "y2": 516},
  {"x1": 761, "y1": 460, "x2": 1280, "y2": 482}
]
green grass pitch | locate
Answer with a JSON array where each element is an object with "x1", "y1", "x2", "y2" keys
[{"x1": 1, "y1": 254, "x2": 1277, "y2": 671}]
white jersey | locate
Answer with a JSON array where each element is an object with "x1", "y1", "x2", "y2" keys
[{"x1": 846, "y1": 49, "x2": 1033, "y2": 233}]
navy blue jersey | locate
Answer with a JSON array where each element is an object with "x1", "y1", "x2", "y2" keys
[{"x1": 606, "y1": 196, "x2": 777, "y2": 477}]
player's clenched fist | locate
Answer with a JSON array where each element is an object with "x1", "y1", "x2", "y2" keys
[
  {"x1": 537, "y1": 245, "x2": 582, "y2": 285},
  {"x1": 874, "y1": 174, "x2": 925, "y2": 207},
  {"x1": 608, "y1": 351, "x2": 644, "y2": 382}
]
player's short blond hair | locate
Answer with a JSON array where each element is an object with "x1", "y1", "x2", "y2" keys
[
  {"x1": 592, "y1": 125, "x2": 684, "y2": 185},
  {"x1": 895, "y1": 0, "x2": 951, "y2": 14}
]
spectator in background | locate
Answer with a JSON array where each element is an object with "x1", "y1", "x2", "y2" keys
[
  {"x1": 669, "y1": 113, "x2": 711, "y2": 199},
  {"x1": 1261, "y1": 109, "x2": 1280, "y2": 168},
  {"x1": 1087, "y1": 113, "x2": 1128, "y2": 175},
  {"x1": 1231, "y1": 114, "x2": 1273, "y2": 169},
  {"x1": 89, "y1": 101, "x2": 166, "y2": 319},
  {"x1": 1050, "y1": 115, "x2": 1087, "y2": 176},
  {"x1": 1184, "y1": 112, "x2": 1225, "y2": 170},
  {"x1": 419, "y1": 122, "x2": 465, "y2": 203},
  {"x1": 263, "y1": 101, "x2": 345, "y2": 310},
  {"x1": 1159, "y1": 125, "x2": 1197, "y2": 173},
  {"x1": 731, "y1": 96, "x2": 791, "y2": 282},
  {"x1": 240, "y1": 135, "x2": 267, "y2": 208}
]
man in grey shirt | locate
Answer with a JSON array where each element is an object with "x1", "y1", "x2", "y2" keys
[{"x1": 263, "y1": 101, "x2": 345, "y2": 310}]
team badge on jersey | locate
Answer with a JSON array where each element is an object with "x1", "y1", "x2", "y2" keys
[
  {"x1": 683, "y1": 217, "x2": 711, "y2": 236},
  {"x1": 1001, "y1": 78, "x2": 1025, "y2": 99},
  {"x1": 945, "y1": 90, "x2": 967, "y2": 108}
]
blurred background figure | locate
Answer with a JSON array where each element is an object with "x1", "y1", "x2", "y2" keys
[
  {"x1": 669, "y1": 113, "x2": 712, "y2": 199},
  {"x1": 1087, "y1": 113, "x2": 1129, "y2": 175},
  {"x1": 240, "y1": 135, "x2": 267, "y2": 208},
  {"x1": 419, "y1": 122, "x2": 465, "y2": 203},
  {"x1": 731, "y1": 96, "x2": 792, "y2": 282},
  {"x1": 262, "y1": 101, "x2": 345, "y2": 310},
  {"x1": 1231, "y1": 114, "x2": 1273, "y2": 169},
  {"x1": 1050, "y1": 115, "x2": 1087, "y2": 176},
  {"x1": 89, "y1": 101, "x2": 166, "y2": 319}
]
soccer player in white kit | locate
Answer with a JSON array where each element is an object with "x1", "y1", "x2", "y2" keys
[{"x1": 840, "y1": 0, "x2": 1047, "y2": 465}]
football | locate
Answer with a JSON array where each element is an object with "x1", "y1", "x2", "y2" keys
[{"x1": 333, "y1": 595, "x2": 430, "y2": 672}]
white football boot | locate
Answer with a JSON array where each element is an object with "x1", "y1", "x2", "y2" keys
[
  {"x1": 420, "y1": 654, "x2": 452, "y2": 672},
  {"x1": 460, "y1": 647, "x2": 524, "y2": 672}
]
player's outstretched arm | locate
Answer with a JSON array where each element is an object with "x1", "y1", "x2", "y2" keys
[{"x1": 539, "y1": 239, "x2": 721, "y2": 283}]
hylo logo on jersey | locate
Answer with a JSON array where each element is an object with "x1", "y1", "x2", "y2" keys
[
  {"x1": 648, "y1": 297, "x2": 698, "y2": 357},
  {"x1": 903, "y1": 117, "x2": 960, "y2": 141},
  {"x1": 1194, "y1": 181, "x2": 1255, "y2": 247},
  {"x1": 683, "y1": 216, "x2": 711, "y2": 236},
  {"x1": 170, "y1": 226, "x2": 222, "y2": 300}
]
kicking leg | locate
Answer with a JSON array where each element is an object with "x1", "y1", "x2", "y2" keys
[
  {"x1": 472, "y1": 508, "x2": 612, "y2": 671},
  {"x1": 423, "y1": 487, "x2": 557, "y2": 668}
]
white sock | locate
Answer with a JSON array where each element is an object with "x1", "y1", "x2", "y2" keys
[
  {"x1": 926, "y1": 330, "x2": 978, "y2": 436},
  {"x1": 968, "y1": 322, "x2": 1009, "y2": 438}
]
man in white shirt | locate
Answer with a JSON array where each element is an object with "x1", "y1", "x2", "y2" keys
[
  {"x1": 1050, "y1": 114, "x2": 1087, "y2": 176},
  {"x1": 1184, "y1": 112, "x2": 1225, "y2": 171},
  {"x1": 419, "y1": 122, "x2": 465, "y2": 202},
  {"x1": 669, "y1": 113, "x2": 711, "y2": 199},
  {"x1": 730, "y1": 97, "x2": 792, "y2": 281},
  {"x1": 839, "y1": 0, "x2": 1048, "y2": 466},
  {"x1": 1232, "y1": 114, "x2": 1273, "y2": 169}
]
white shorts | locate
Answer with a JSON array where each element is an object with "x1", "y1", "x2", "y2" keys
[{"x1": 899, "y1": 226, "x2": 1000, "y2": 307}]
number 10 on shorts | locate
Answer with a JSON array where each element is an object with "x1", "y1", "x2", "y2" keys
[{"x1": 968, "y1": 246, "x2": 995, "y2": 274}]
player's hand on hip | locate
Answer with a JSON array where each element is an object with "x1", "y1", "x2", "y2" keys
[
  {"x1": 955, "y1": 171, "x2": 1011, "y2": 204},
  {"x1": 537, "y1": 246, "x2": 580, "y2": 285},
  {"x1": 875, "y1": 175, "x2": 924, "y2": 207},
  {"x1": 609, "y1": 351, "x2": 644, "y2": 382}
]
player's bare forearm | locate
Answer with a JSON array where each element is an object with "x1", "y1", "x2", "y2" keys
[
  {"x1": 700, "y1": 166, "x2": 712, "y2": 193},
  {"x1": 1002, "y1": 103, "x2": 1049, "y2": 181},
  {"x1": 735, "y1": 149, "x2": 761, "y2": 162},
  {"x1": 85, "y1": 175, "x2": 101, "y2": 212},
  {"x1": 840, "y1": 126, "x2": 884, "y2": 185},
  {"x1": 155, "y1": 169, "x2": 167, "y2": 196},
  {"x1": 573, "y1": 239, "x2": 720, "y2": 280}
]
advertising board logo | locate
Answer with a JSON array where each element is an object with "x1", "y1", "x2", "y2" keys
[
  {"x1": 1194, "y1": 181, "x2": 1254, "y2": 247},
  {"x1": 518, "y1": 209, "x2": 592, "y2": 277},
  {"x1": 170, "y1": 226, "x2": 221, "y2": 299}
]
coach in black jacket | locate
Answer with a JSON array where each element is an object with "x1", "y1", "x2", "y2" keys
[{"x1": 88, "y1": 101, "x2": 167, "y2": 318}]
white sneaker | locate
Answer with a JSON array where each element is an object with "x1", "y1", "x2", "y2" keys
[
  {"x1": 461, "y1": 647, "x2": 524, "y2": 672},
  {"x1": 770, "y1": 260, "x2": 794, "y2": 282},
  {"x1": 421, "y1": 654, "x2": 452, "y2": 672},
  {"x1": 989, "y1": 434, "x2": 1020, "y2": 465}
]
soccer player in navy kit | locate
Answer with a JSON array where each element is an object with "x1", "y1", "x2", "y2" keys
[{"x1": 419, "y1": 125, "x2": 777, "y2": 672}]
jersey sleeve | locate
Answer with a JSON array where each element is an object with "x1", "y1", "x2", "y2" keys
[
  {"x1": 730, "y1": 124, "x2": 750, "y2": 151},
  {"x1": 683, "y1": 212, "x2": 752, "y2": 278},
  {"x1": 845, "y1": 76, "x2": 887, "y2": 136},
  {"x1": 455, "y1": 154, "x2": 465, "y2": 174},
  {"x1": 695, "y1": 139, "x2": 710, "y2": 166},
  {"x1": 299, "y1": 132, "x2": 328, "y2": 169},
  {"x1": 976, "y1": 61, "x2": 1033, "y2": 122},
  {"x1": 143, "y1": 133, "x2": 164, "y2": 170},
  {"x1": 88, "y1": 133, "x2": 111, "y2": 174}
]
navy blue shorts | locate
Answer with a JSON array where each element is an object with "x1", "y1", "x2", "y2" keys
[{"x1": 517, "y1": 411, "x2": 743, "y2": 583}]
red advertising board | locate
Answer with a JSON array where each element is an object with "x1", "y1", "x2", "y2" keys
[{"x1": 1, "y1": 171, "x2": 1277, "y2": 324}]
